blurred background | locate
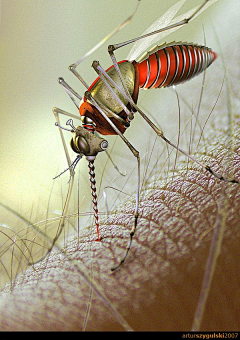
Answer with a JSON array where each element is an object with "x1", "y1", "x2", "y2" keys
[{"x1": 0, "y1": 0, "x2": 237, "y2": 288}]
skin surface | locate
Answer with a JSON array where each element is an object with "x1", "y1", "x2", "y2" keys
[
  {"x1": 0, "y1": 119, "x2": 240, "y2": 331},
  {"x1": 0, "y1": 0, "x2": 240, "y2": 332},
  {"x1": 0, "y1": 96, "x2": 239, "y2": 331}
]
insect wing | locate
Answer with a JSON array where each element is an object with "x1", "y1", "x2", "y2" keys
[
  {"x1": 127, "y1": 0, "x2": 187, "y2": 61},
  {"x1": 127, "y1": 0, "x2": 218, "y2": 62}
]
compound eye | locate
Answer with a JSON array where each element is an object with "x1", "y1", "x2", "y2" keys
[
  {"x1": 70, "y1": 135, "x2": 90, "y2": 155},
  {"x1": 75, "y1": 136, "x2": 90, "y2": 154}
]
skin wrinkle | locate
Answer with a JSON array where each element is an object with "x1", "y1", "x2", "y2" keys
[
  {"x1": 154, "y1": 182, "x2": 211, "y2": 222},
  {"x1": 144, "y1": 176, "x2": 217, "y2": 246},
  {"x1": 1, "y1": 128, "x2": 240, "y2": 331}
]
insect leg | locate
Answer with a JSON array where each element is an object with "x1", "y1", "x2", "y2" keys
[
  {"x1": 110, "y1": 0, "x2": 213, "y2": 52},
  {"x1": 53, "y1": 105, "x2": 126, "y2": 179},
  {"x1": 68, "y1": 0, "x2": 141, "y2": 87},
  {"x1": 108, "y1": 48, "x2": 133, "y2": 111},
  {"x1": 95, "y1": 131, "x2": 127, "y2": 176},
  {"x1": 56, "y1": 74, "x2": 128, "y2": 178},
  {"x1": 29, "y1": 108, "x2": 80, "y2": 266},
  {"x1": 36, "y1": 107, "x2": 84, "y2": 260},
  {"x1": 52, "y1": 107, "x2": 81, "y2": 167},
  {"x1": 58, "y1": 77, "x2": 82, "y2": 109},
  {"x1": 84, "y1": 91, "x2": 140, "y2": 271},
  {"x1": 94, "y1": 62, "x2": 239, "y2": 184},
  {"x1": 91, "y1": 61, "x2": 133, "y2": 121}
]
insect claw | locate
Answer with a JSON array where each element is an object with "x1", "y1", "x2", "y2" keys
[
  {"x1": 230, "y1": 179, "x2": 239, "y2": 184},
  {"x1": 114, "y1": 165, "x2": 127, "y2": 177},
  {"x1": 111, "y1": 227, "x2": 135, "y2": 272},
  {"x1": 111, "y1": 262, "x2": 122, "y2": 272},
  {"x1": 111, "y1": 247, "x2": 130, "y2": 272},
  {"x1": 205, "y1": 165, "x2": 239, "y2": 184},
  {"x1": 111, "y1": 254, "x2": 123, "y2": 272}
]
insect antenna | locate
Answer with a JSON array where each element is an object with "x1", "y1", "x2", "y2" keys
[
  {"x1": 55, "y1": 118, "x2": 77, "y2": 132},
  {"x1": 53, "y1": 155, "x2": 82, "y2": 182},
  {"x1": 54, "y1": 122, "x2": 72, "y2": 132}
]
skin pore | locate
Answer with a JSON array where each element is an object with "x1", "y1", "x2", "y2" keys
[{"x1": 0, "y1": 0, "x2": 239, "y2": 332}]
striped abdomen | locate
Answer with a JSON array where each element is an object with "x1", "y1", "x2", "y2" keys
[{"x1": 136, "y1": 42, "x2": 217, "y2": 89}]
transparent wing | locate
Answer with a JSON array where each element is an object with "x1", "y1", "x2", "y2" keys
[{"x1": 127, "y1": 0, "x2": 218, "y2": 62}]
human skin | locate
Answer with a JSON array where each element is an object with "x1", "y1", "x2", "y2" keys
[
  {"x1": 0, "y1": 0, "x2": 240, "y2": 332},
  {"x1": 0, "y1": 88, "x2": 239, "y2": 331},
  {"x1": 0, "y1": 118, "x2": 240, "y2": 331}
]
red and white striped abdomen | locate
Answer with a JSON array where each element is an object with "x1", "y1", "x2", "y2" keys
[{"x1": 136, "y1": 42, "x2": 217, "y2": 89}]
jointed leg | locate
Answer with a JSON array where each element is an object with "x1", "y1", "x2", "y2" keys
[
  {"x1": 53, "y1": 107, "x2": 81, "y2": 168},
  {"x1": 31, "y1": 109, "x2": 82, "y2": 264},
  {"x1": 92, "y1": 61, "x2": 239, "y2": 184},
  {"x1": 91, "y1": 60, "x2": 133, "y2": 121},
  {"x1": 105, "y1": 0, "x2": 216, "y2": 104},
  {"x1": 68, "y1": 0, "x2": 141, "y2": 88},
  {"x1": 53, "y1": 104, "x2": 130, "y2": 249},
  {"x1": 108, "y1": 48, "x2": 134, "y2": 112},
  {"x1": 109, "y1": 0, "x2": 213, "y2": 52},
  {"x1": 58, "y1": 78, "x2": 82, "y2": 109},
  {"x1": 95, "y1": 131, "x2": 127, "y2": 176},
  {"x1": 53, "y1": 108, "x2": 102, "y2": 242},
  {"x1": 50, "y1": 107, "x2": 85, "y2": 254}
]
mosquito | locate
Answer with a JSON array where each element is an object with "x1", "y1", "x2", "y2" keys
[{"x1": 52, "y1": 0, "x2": 239, "y2": 272}]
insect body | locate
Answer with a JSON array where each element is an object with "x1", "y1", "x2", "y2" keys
[
  {"x1": 79, "y1": 60, "x2": 137, "y2": 136},
  {"x1": 137, "y1": 42, "x2": 216, "y2": 89},
  {"x1": 53, "y1": 0, "x2": 238, "y2": 271},
  {"x1": 79, "y1": 42, "x2": 216, "y2": 136}
]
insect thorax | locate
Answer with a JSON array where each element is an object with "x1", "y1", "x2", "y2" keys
[{"x1": 87, "y1": 61, "x2": 136, "y2": 115}]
